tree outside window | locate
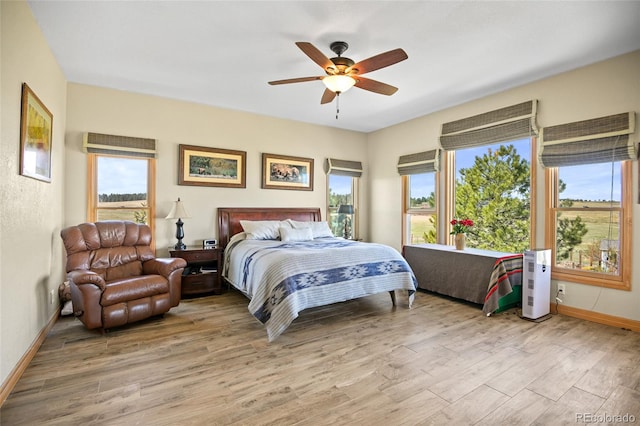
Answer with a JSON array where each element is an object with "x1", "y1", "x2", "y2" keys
[
  {"x1": 328, "y1": 174, "x2": 357, "y2": 237},
  {"x1": 452, "y1": 140, "x2": 531, "y2": 253}
]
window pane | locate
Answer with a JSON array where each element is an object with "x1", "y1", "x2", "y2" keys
[
  {"x1": 558, "y1": 163, "x2": 621, "y2": 206},
  {"x1": 555, "y1": 163, "x2": 621, "y2": 276},
  {"x1": 97, "y1": 156, "x2": 148, "y2": 208},
  {"x1": 555, "y1": 210, "x2": 620, "y2": 274},
  {"x1": 95, "y1": 156, "x2": 149, "y2": 225},
  {"x1": 408, "y1": 213, "x2": 436, "y2": 244},
  {"x1": 409, "y1": 173, "x2": 435, "y2": 208},
  {"x1": 406, "y1": 173, "x2": 436, "y2": 244},
  {"x1": 328, "y1": 174, "x2": 354, "y2": 237},
  {"x1": 454, "y1": 139, "x2": 530, "y2": 252}
]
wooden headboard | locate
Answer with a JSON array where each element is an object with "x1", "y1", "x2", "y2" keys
[{"x1": 217, "y1": 207, "x2": 322, "y2": 248}]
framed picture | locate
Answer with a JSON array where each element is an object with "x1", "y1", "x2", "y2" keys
[
  {"x1": 179, "y1": 144, "x2": 246, "y2": 188},
  {"x1": 262, "y1": 153, "x2": 314, "y2": 191},
  {"x1": 20, "y1": 83, "x2": 53, "y2": 182}
]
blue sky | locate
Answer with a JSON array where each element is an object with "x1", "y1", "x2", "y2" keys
[{"x1": 412, "y1": 138, "x2": 620, "y2": 202}]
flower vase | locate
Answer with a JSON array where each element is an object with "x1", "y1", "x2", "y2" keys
[{"x1": 454, "y1": 233, "x2": 466, "y2": 250}]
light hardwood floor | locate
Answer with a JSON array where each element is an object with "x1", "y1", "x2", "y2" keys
[{"x1": 2, "y1": 290, "x2": 639, "y2": 425}]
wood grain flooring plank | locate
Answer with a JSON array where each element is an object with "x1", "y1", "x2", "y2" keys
[{"x1": 2, "y1": 290, "x2": 639, "y2": 426}]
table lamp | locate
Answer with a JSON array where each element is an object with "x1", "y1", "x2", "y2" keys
[
  {"x1": 166, "y1": 198, "x2": 191, "y2": 250},
  {"x1": 338, "y1": 204, "x2": 354, "y2": 239}
]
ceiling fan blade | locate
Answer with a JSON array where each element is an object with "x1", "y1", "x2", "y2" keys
[
  {"x1": 296, "y1": 42, "x2": 336, "y2": 73},
  {"x1": 268, "y1": 76, "x2": 323, "y2": 85},
  {"x1": 320, "y1": 88, "x2": 336, "y2": 104},
  {"x1": 347, "y1": 48, "x2": 408, "y2": 75},
  {"x1": 354, "y1": 76, "x2": 399, "y2": 96}
]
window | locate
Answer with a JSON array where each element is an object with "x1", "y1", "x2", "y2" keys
[
  {"x1": 439, "y1": 101, "x2": 538, "y2": 252},
  {"x1": 448, "y1": 138, "x2": 533, "y2": 252},
  {"x1": 539, "y1": 111, "x2": 635, "y2": 289},
  {"x1": 88, "y1": 154, "x2": 156, "y2": 230},
  {"x1": 398, "y1": 149, "x2": 440, "y2": 245},
  {"x1": 545, "y1": 161, "x2": 631, "y2": 289},
  {"x1": 327, "y1": 174, "x2": 358, "y2": 238},
  {"x1": 403, "y1": 173, "x2": 437, "y2": 244}
]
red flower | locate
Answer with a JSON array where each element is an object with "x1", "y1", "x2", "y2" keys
[{"x1": 450, "y1": 218, "x2": 474, "y2": 234}]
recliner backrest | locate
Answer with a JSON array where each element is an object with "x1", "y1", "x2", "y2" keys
[{"x1": 61, "y1": 221, "x2": 156, "y2": 281}]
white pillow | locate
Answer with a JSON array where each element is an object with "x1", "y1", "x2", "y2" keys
[
  {"x1": 279, "y1": 226, "x2": 313, "y2": 242},
  {"x1": 287, "y1": 220, "x2": 334, "y2": 238},
  {"x1": 228, "y1": 232, "x2": 248, "y2": 245},
  {"x1": 240, "y1": 220, "x2": 291, "y2": 240}
]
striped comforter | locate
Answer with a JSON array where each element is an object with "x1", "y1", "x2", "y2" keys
[{"x1": 223, "y1": 237, "x2": 417, "y2": 341}]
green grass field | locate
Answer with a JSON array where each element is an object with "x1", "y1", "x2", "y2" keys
[{"x1": 96, "y1": 200, "x2": 148, "y2": 223}]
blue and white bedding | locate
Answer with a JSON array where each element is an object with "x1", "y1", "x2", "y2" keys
[{"x1": 223, "y1": 236, "x2": 417, "y2": 341}]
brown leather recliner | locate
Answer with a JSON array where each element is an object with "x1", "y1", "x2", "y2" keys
[{"x1": 60, "y1": 220, "x2": 187, "y2": 331}]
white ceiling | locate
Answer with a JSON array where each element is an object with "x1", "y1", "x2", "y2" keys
[{"x1": 27, "y1": 1, "x2": 640, "y2": 133}]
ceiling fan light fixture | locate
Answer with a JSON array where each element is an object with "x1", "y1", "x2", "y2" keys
[{"x1": 322, "y1": 75, "x2": 356, "y2": 94}]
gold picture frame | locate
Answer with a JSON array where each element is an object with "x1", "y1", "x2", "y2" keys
[
  {"x1": 178, "y1": 144, "x2": 246, "y2": 188},
  {"x1": 20, "y1": 83, "x2": 53, "y2": 182},
  {"x1": 262, "y1": 153, "x2": 314, "y2": 191}
]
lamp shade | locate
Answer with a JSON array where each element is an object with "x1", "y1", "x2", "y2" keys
[
  {"x1": 338, "y1": 204, "x2": 354, "y2": 215},
  {"x1": 322, "y1": 75, "x2": 356, "y2": 93},
  {"x1": 165, "y1": 198, "x2": 190, "y2": 219}
]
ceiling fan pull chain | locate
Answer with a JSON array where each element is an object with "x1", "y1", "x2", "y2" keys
[{"x1": 336, "y1": 94, "x2": 340, "y2": 119}]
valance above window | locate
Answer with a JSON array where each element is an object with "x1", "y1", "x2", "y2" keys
[
  {"x1": 440, "y1": 100, "x2": 538, "y2": 150},
  {"x1": 539, "y1": 112, "x2": 636, "y2": 167},
  {"x1": 326, "y1": 158, "x2": 363, "y2": 177},
  {"x1": 397, "y1": 149, "x2": 440, "y2": 175},
  {"x1": 83, "y1": 132, "x2": 157, "y2": 158}
]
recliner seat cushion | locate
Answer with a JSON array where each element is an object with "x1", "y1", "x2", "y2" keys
[
  {"x1": 101, "y1": 275, "x2": 169, "y2": 306},
  {"x1": 102, "y1": 294, "x2": 171, "y2": 328}
]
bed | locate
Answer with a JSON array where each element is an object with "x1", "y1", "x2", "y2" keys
[{"x1": 218, "y1": 207, "x2": 417, "y2": 341}]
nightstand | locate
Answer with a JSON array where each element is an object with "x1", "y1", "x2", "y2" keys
[{"x1": 169, "y1": 246, "x2": 223, "y2": 297}]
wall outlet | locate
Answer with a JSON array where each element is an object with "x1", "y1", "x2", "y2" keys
[
  {"x1": 49, "y1": 289, "x2": 56, "y2": 304},
  {"x1": 557, "y1": 284, "x2": 566, "y2": 295}
]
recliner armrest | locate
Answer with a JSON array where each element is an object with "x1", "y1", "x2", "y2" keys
[
  {"x1": 143, "y1": 257, "x2": 187, "y2": 278},
  {"x1": 67, "y1": 270, "x2": 106, "y2": 291}
]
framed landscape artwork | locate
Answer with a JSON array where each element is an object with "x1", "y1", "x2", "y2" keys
[
  {"x1": 20, "y1": 83, "x2": 53, "y2": 182},
  {"x1": 262, "y1": 153, "x2": 314, "y2": 191},
  {"x1": 179, "y1": 144, "x2": 246, "y2": 188}
]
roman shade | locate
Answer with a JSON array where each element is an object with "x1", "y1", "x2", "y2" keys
[
  {"x1": 440, "y1": 100, "x2": 538, "y2": 150},
  {"x1": 326, "y1": 158, "x2": 363, "y2": 177},
  {"x1": 539, "y1": 112, "x2": 636, "y2": 167},
  {"x1": 397, "y1": 149, "x2": 440, "y2": 175},
  {"x1": 83, "y1": 132, "x2": 157, "y2": 158}
]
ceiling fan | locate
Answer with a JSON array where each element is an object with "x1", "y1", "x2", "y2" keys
[{"x1": 268, "y1": 41, "x2": 408, "y2": 105}]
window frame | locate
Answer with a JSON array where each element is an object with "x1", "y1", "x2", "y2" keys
[
  {"x1": 544, "y1": 160, "x2": 632, "y2": 290},
  {"x1": 87, "y1": 153, "x2": 157, "y2": 249},
  {"x1": 402, "y1": 172, "x2": 439, "y2": 245}
]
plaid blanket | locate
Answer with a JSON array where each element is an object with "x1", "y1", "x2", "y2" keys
[{"x1": 482, "y1": 254, "x2": 523, "y2": 315}]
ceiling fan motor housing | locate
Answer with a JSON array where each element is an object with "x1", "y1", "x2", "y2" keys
[
  {"x1": 330, "y1": 41, "x2": 349, "y2": 56},
  {"x1": 328, "y1": 41, "x2": 355, "y2": 74}
]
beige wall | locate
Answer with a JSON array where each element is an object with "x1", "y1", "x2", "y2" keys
[
  {"x1": 1, "y1": 1, "x2": 67, "y2": 386},
  {"x1": 65, "y1": 84, "x2": 369, "y2": 257},
  {"x1": 367, "y1": 50, "x2": 640, "y2": 322}
]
